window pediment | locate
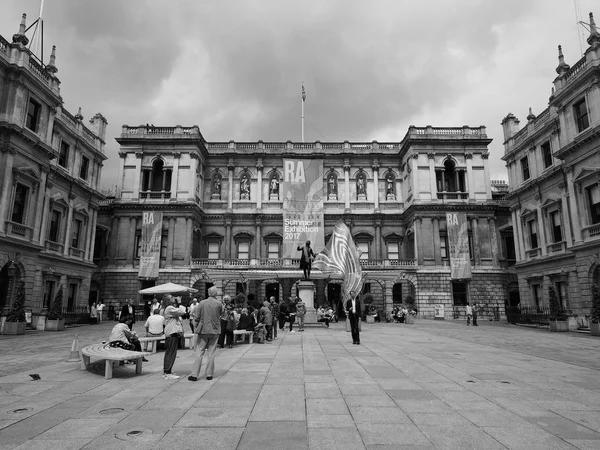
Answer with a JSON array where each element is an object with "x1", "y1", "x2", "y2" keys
[
  {"x1": 383, "y1": 232, "x2": 403, "y2": 242},
  {"x1": 204, "y1": 232, "x2": 223, "y2": 243},
  {"x1": 353, "y1": 231, "x2": 373, "y2": 242},
  {"x1": 519, "y1": 208, "x2": 537, "y2": 219},
  {"x1": 263, "y1": 232, "x2": 282, "y2": 242},
  {"x1": 13, "y1": 166, "x2": 41, "y2": 187},
  {"x1": 541, "y1": 198, "x2": 560, "y2": 209},
  {"x1": 233, "y1": 231, "x2": 254, "y2": 242},
  {"x1": 573, "y1": 167, "x2": 600, "y2": 185}
]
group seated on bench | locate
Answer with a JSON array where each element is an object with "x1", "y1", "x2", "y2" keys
[{"x1": 235, "y1": 307, "x2": 267, "y2": 344}]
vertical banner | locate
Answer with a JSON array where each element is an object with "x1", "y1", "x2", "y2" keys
[
  {"x1": 139, "y1": 211, "x2": 163, "y2": 279},
  {"x1": 447, "y1": 211, "x2": 471, "y2": 280},
  {"x1": 282, "y1": 159, "x2": 324, "y2": 258}
]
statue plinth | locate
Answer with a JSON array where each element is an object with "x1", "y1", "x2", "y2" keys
[
  {"x1": 211, "y1": 193, "x2": 221, "y2": 200},
  {"x1": 386, "y1": 194, "x2": 395, "y2": 201},
  {"x1": 328, "y1": 194, "x2": 338, "y2": 201},
  {"x1": 357, "y1": 194, "x2": 367, "y2": 201},
  {"x1": 269, "y1": 194, "x2": 279, "y2": 201},
  {"x1": 297, "y1": 280, "x2": 317, "y2": 324}
]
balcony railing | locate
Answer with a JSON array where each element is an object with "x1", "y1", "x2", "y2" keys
[
  {"x1": 45, "y1": 240, "x2": 64, "y2": 253},
  {"x1": 5, "y1": 221, "x2": 33, "y2": 240},
  {"x1": 191, "y1": 258, "x2": 416, "y2": 269},
  {"x1": 506, "y1": 305, "x2": 550, "y2": 326},
  {"x1": 583, "y1": 223, "x2": 600, "y2": 240},
  {"x1": 436, "y1": 192, "x2": 469, "y2": 200},
  {"x1": 546, "y1": 241, "x2": 565, "y2": 254},
  {"x1": 140, "y1": 191, "x2": 171, "y2": 199},
  {"x1": 70, "y1": 247, "x2": 85, "y2": 258},
  {"x1": 525, "y1": 248, "x2": 541, "y2": 259}
]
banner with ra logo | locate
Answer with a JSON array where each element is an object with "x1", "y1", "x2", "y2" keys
[
  {"x1": 138, "y1": 211, "x2": 163, "y2": 279},
  {"x1": 447, "y1": 211, "x2": 471, "y2": 280}
]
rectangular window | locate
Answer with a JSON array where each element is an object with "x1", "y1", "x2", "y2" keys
[
  {"x1": 541, "y1": 142, "x2": 552, "y2": 169},
  {"x1": 556, "y1": 282, "x2": 569, "y2": 310},
  {"x1": 452, "y1": 281, "x2": 468, "y2": 306},
  {"x1": 72, "y1": 219, "x2": 82, "y2": 249},
  {"x1": 26, "y1": 98, "x2": 41, "y2": 132},
  {"x1": 67, "y1": 283, "x2": 77, "y2": 312},
  {"x1": 49, "y1": 210, "x2": 61, "y2": 242},
  {"x1": 11, "y1": 184, "x2": 28, "y2": 224},
  {"x1": 528, "y1": 219, "x2": 538, "y2": 249},
  {"x1": 59, "y1": 141, "x2": 70, "y2": 168},
  {"x1": 574, "y1": 98, "x2": 590, "y2": 133},
  {"x1": 504, "y1": 234, "x2": 516, "y2": 260},
  {"x1": 468, "y1": 234, "x2": 474, "y2": 260},
  {"x1": 79, "y1": 156, "x2": 90, "y2": 180},
  {"x1": 440, "y1": 234, "x2": 448, "y2": 259},
  {"x1": 135, "y1": 232, "x2": 142, "y2": 258},
  {"x1": 43, "y1": 280, "x2": 54, "y2": 309},
  {"x1": 208, "y1": 242, "x2": 219, "y2": 259},
  {"x1": 267, "y1": 242, "x2": 279, "y2": 259},
  {"x1": 387, "y1": 242, "x2": 399, "y2": 260},
  {"x1": 532, "y1": 284, "x2": 541, "y2": 310},
  {"x1": 358, "y1": 242, "x2": 369, "y2": 260},
  {"x1": 521, "y1": 156, "x2": 530, "y2": 181},
  {"x1": 587, "y1": 185, "x2": 600, "y2": 225},
  {"x1": 238, "y1": 242, "x2": 250, "y2": 259},
  {"x1": 549, "y1": 210, "x2": 562, "y2": 243},
  {"x1": 160, "y1": 232, "x2": 168, "y2": 258}
]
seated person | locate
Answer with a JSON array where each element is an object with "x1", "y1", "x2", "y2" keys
[
  {"x1": 237, "y1": 308, "x2": 256, "y2": 331},
  {"x1": 317, "y1": 306, "x2": 330, "y2": 328},
  {"x1": 326, "y1": 306, "x2": 337, "y2": 323},
  {"x1": 108, "y1": 316, "x2": 148, "y2": 362},
  {"x1": 145, "y1": 309, "x2": 165, "y2": 336}
]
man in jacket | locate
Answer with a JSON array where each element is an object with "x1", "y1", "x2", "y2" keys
[
  {"x1": 162, "y1": 294, "x2": 187, "y2": 380},
  {"x1": 120, "y1": 299, "x2": 136, "y2": 330},
  {"x1": 260, "y1": 301, "x2": 273, "y2": 342},
  {"x1": 189, "y1": 286, "x2": 223, "y2": 381},
  {"x1": 346, "y1": 290, "x2": 361, "y2": 345}
]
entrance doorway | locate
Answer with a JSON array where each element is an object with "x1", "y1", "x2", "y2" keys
[
  {"x1": 265, "y1": 283, "x2": 279, "y2": 304},
  {"x1": 327, "y1": 283, "x2": 344, "y2": 319}
]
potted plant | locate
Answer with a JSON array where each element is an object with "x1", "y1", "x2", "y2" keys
[
  {"x1": 548, "y1": 285, "x2": 568, "y2": 332},
  {"x1": 590, "y1": 283, "x2": 600, "y2": 336},
  {"x1": 362, "y1": 293, "x2": 375, "y2": 323},
  {"x1": 3, "y1": 281, "x2": 26, "y2": 335},
  {"x1": 46, "y1": 286, "x2": 65, "y2": 331}
]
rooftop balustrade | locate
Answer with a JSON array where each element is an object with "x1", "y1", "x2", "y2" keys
[{"x1": 191, "y1": 258, "x2": 416, "y2": 269}]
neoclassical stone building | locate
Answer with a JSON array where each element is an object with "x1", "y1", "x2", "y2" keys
[
  {"x1": 0, "y1": 15, "x2": 107, "y2": 330},
  {"x1": 501, "y1": 12, "x2": 600, "y2": 329},
  {"x1": 95, "y1": 124, "x2": 515, "y2": 320}
]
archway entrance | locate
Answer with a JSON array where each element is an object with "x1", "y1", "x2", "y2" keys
[
  {"x1": 0, "y1": 264, "x2": 10, "y2": 313},
  {"x1": 265, "y1": 283, "x2": 279, "y2": 303},
  {"x1": 327, "y1": 283, "x2": 344, "y2": 319}
]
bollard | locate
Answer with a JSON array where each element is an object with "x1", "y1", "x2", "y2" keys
[{"x1": 66, "y1": 334, "x2": 80, "y2": 362}]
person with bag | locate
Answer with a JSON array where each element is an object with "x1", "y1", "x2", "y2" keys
[
  {"x1": 296, "y1": 298, "x2": 306, "y2": 331},
  {"x1": 188, "y1": 286, "x2": 222, "y2": 381},
  {"x1": 288, "y1": 298, "x2": 298, "y2": 332},
  {"x1": 259, "y1": 301, "x2": 273, "y2": 342},
  {"x1": 217, "y1": 295, "x2": 233, "y2": 348},
  {"x1": 162, "y1": 294, "x2": 187, "y2": 380},
  {"x1": 345, "y1": 290, "x2": 362, "y2": 345}
]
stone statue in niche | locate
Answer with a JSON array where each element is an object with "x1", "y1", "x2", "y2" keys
[
  {"x1": 269, "y1": 177, "x2": 279, "y2": 199},
  {"x1": 356, "y1": 176, "x2": 366, "y2": 198},
  {"x1": 328, "y1": 175, "x2": 337, "y2": 198},
  {"x1": 386, "y1": 175, "x2": 394, "y2": 194},
  {"x1": 212, "y1": 175, "x2": 221, "y2": 199},
  {"x1": 240, "y1": 174, "x2": 250, "y2": 199}
]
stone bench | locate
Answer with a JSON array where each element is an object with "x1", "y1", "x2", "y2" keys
[
  {"x1": 232, "y1": 330, "x2": 254, "y2": 345},
  {"x1": 80, "y1": 344, "x2": 152, "y2": 379},
  {"x1": 138, "y1": 333, "x2": 196, "y2": 353}
]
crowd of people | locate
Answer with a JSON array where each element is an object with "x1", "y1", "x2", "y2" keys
[{"x1": 389, "y1": 305, "x2": 418, "y2": 323}]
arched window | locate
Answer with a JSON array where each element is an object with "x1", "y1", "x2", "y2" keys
[
  {"x1": 436, "y1": 159, "x2": 466, "y2": 197},
  {"x1": 142, "y1": 159, "x2": 172, "y2": 197}
]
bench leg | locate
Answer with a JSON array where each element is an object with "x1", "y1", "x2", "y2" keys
[
  {"x1": 135, "y1": 358, "x2": 143, "y2": 375},
  {"x1": 105, "y1": 360, "x2": 113, "y2": 379},
  {"x1": 152, "y1": 341, "x2": 158, "y2": 354},
  {"x1": 80, "y1": 355, "x2": 90, "y2": 371},
  {"x1": 249, "y1": 333, "x2": 253, "y2": 344}
]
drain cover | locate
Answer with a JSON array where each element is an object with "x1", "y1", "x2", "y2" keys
[
  {"x1": 500, "y1": 381, "x2": 511, "y2": 384},
  {"x1": 466, "y1": 380, "x2": 476, "y2": 383},
  {"x1": 10, "y1": 407, "x2": 33, "y2": 414},
  {"x1": 115, "y1": 429, "x2": 154, "y2": 442},
  {"x1": 99, "y1": 408, "x2": 124, "y2": 415}
]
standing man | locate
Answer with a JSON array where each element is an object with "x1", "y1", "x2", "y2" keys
[
  {"x1": 188, "y1": 297, "x2": 199, "y2": 333},
  {"x1": 296, "y1": 297, "x2": 306, "y2": 331},
  {"x1": 466, "y1": 303, "x2": 473, "y2": 326},
  {"x1": 120, "y1": 299, "x2": 136, "y2": 330},
  {"x1": 260, "y1": 301, "x2": 273, "y2": 342},
  {"x1": 162, "y1": 294, "x2": 187, "y2": 380},
  {"x1": 96, "y1": 301, "x2": 105, "y2": 323},
  {"x1": 297, "y1": 240, "x2": 316, "y2": 280},
  {"x1": 472, "y1": 303, "x2": 479, "y2": 326},
  {"x1": 189, "y1": 286, "x2": 222, "y2": 381},
  {"x1": 346, "y1": 290, "x2": 361, "y2": 345},
  {"x1": 288, "y1": 297, "x2": 297, "y2": 333},
  {"x1": 270, "y1": 297, "x2": 279, "y2": 340}
]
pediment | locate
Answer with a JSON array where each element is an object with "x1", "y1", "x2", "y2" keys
[
  {"x1": 13, "y1": 166, "x2": 42, "y2": 185},
  {"x1": 383, "y1": 232, "x2": 403, "y2": 241},
  {"x1": 541, "y1": 198, "x2": 560, "y2": 208},
  {"x1": 263, "y1": 232, "x2": 282, "y2": 240},
  {"x1": 519, "y1": 208, "x2": 535, "y2": 217},
  {"x1": 204, "y1": 231, "x2": 223, "y2": 239},
  {"x1": 233, "y1": 231, "x2": 254, "y2": 240},
  {"x1": 573, "y1": 167, "x2": 600, "y2": 184}
]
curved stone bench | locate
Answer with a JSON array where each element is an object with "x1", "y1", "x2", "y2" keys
[
  {"x1": 138, "y1": 333, "x2": 196, "y2": 353},
  {"x1": 80, "y1": 344, "x2": 152, "y2": 379}
]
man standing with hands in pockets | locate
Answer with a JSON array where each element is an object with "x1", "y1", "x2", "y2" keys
[
  {"x1": 189, "y1": 286, "x2": 223, "y2": 381},
  {"x1": 346, "y1": 290, "x2": 361, "y2": 345}
]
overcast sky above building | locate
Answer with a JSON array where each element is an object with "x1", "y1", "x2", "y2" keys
[{"x1": 1, "y1": 0, "x2": 596, "y2": 191}]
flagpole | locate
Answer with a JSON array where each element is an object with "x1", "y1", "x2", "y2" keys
[{"x1": 301, "y1": 84, "x2": 305, "y2": 143}]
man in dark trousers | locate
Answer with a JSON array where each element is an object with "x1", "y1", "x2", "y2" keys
[
  {"x1": 346, "y1": 290, "x2": 361, "y2": 345},
  {"x1": 297, "y1": 240, "x2": 316, "y2": 280},
  {"x1": 120, "y1": 299, "x2": 136, "y2": 330}
]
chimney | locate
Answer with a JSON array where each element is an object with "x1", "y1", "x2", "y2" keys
[
  {"x1": 89, "y1": 113, "x2": 108, "y2": 142},
  {"x1": 500, "y1": 113, "x2": 520, "y2": 142}
]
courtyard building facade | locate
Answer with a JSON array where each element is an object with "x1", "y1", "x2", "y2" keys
[
  {"x1": 0, "y1": 15, "x2": 107, "y2": 331},
  {"x1": 501, "y1": 12, "x2": 600, "y2": 329}
]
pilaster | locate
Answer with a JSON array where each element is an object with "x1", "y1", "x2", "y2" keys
[{"x1": 344, "y1": 160, "x2": 351, "y2": 212}]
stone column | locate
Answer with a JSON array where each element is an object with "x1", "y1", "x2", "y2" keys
[
  {"x1": 255, "y1": 217, "x2": 262, "y2": 259},
  {"x1": 167, "y1": 216, "x2": 175, "y2": 266},
  {"x1": 482, "y1": 154, "x2": 492, "y2": 199},
  {"x1": 344, "y1": 160, "x2": 351, "y2": 212},
  {"x1": 560, "y1": 185, "x2": 573, "y2": 246},
  {"x1": 465, "y1": 153, "x2": 475, "y2": 198},
  {"x1": 372, "y1": 161, "x2": 380, "y2": 211},
  {"x1": 428, "y1": 153, "x2": 437, "y2": 200},
  {"x1": 384, "y1": 282, "x2": 393, "y2": 314},
  {"x1": 536, "y1": 205, "x2": 547, "y2": 256},
  {"x1": 63, "y1": 195, "x2": 75, "y2": 257},
  {"x1": 133, "y1": 152, "x2": 143, "y2": 198},
  {"x1": 0, "y1": 145, "x2": 16, "y2": 234},
  {"x1": 565, "y1": 168, "x2": 582, "y2": 243},
  {"x1": 109, "y1": 217, "x2": 120, "y2": 265},
  {"x1": 184, "y1": 217, "x2": 192, "y2": 265},
  {"x1": 33, "y1": 169, "x2": 48, "y2": 243},
  {"x1": 374, "y1": 220, "x2": 381, "y2": 260},
  {"x1": 126, "y1": 216, "x2": 137, "y2": 265},
  {"x1": 88, "y1": 209, "x2": 98, "y2": 262},
  {"x1": 225, "y1": 218, "x2": 232, "y2": 258},
  {"x1": 39, "y1": 183, "x2": 53, "y2": 247},
  {"x1": 512, "y1": 207, "x2": 525, "y2": 261},
  {"x1": 171, "y1": 152, "x2": 180, "y2": 199},
  {"x1": 228, "y1": 161, "x2": 234, "y2": 211},
  {"x1": 416, "y1": 217, "x2": 423, "y2": 265},
  {"x1": 488, "y1": 217, "x2": 499, "y2": 266},
  {"x1": 256, "y1": 159, "x2": 263, "y2": 209},
  {"x1": 411, "y1": 154, "x2": 419, "y2": 199},
  {"x1": 433, "y1": 217, "x2": 441, "y2": 265}
]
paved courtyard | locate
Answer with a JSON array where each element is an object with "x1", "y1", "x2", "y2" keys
[{"x1": 0, "y1": 319, "x2": 599, "y2": 449}]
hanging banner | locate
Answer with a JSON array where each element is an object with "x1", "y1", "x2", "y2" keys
[
  {"x1": 447, "y1": 211, "x2": 472, "y2": 280},
  {"x1": 282, "y1": 159, "x2": 325, "y2": 259},
  {"x1": 138, "y1": 211, "x2": 163, "y2": 279}
]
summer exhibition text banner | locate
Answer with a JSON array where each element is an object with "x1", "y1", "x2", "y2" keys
[
  {"x1": 281, "y1": 159, "x2": 325, "y2": 259},
  {"x1": 139, "y1": 211, "x2": 163, "y2": 279},
  {"x1": 447, "y1": 211, "x2": 472, "y2": 280}
]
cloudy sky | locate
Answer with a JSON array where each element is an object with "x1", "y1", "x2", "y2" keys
[{"x1": 1, "y1": 0, "x2": 597, "y2": 191}]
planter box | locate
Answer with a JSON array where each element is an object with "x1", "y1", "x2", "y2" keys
[
  {"x1": 3, "y1": 321, "x2": 26, "y2": 335},
  {"x1": 366, "y1": 315, "x2": 375, "y2": 324},
  {"x1": 549, "y1": 320, "x2": 569, "y2": 332},
  {"x1": 590, "y1": 322, "x2": 600, "y2": 337},
  {"x1": 45, "y1": 319, "x2": 65, "y2": 331}
]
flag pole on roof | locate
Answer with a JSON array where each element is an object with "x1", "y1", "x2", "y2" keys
[{"x1": 301, "y1": 82, "x2": 306, "y2": 142}]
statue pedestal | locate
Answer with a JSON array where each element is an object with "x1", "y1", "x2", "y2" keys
[
  {"x1": 328, "y1": 194, "x2": 338, "y2": 201},
  {"x1": 386, "y1": 194, "x2": 395, "y2": 201},
  {"x1": 357, "y1": 194, "x2": 367, "y2": 201},
  {"x1": 269, "y1": 194, "x2": 279, "y2": 201},
  {"x1": 298, "y1": 280, "x2": 317, "y2": 324},
  {"x1": 211, "y1": 193, "x2": 221, "y2": 200}
]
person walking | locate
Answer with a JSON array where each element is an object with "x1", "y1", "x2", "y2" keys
[
  {"x1": 260, "y1": 301, "x2": 273, "y2": 342},
  {"x1": 345, "y1": 290, "x2": 361, "y2": 345},
  {"x1": 296, "y1": 298, "x2": 306, "y2": 331},
  {"x1": 466, "y1": 303, "x2": 473, "y2": 326},
  {"x1": 297, "y1": 240, "x2": 316, "y2": 280},
  {"x1": 162, "y1": 294, "x2": 187, "y2": 380},
  {"x1": 189, "y1": 286, "x2": 223, "y2": 381},
  {"x1": 270, "y1": 297, "x2": 279, "y2": 339},
  {"x1": 90, "y1": 303, "x2": 98, "y2": 324},
  {"x1": 288, "y1": 298, "x2": 297, "y2": 332}
]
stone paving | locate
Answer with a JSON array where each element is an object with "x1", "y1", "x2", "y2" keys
[{"x1": 0, "y1": 319, "x2": 600, "y2": 449}]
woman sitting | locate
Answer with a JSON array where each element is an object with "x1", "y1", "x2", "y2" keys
[
  {"x1": 108, "y1": 315, "x2": 147, "y2": 362},
  {"x1": 317, "y1": 306, "x2": 330, "y2": 328}
]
